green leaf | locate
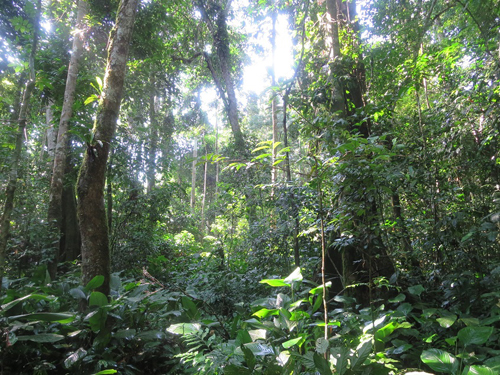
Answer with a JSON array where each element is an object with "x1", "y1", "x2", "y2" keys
[
  {"x1": 241, "y1": 345, "x2": 256, "y2": 371},
  {"x1": 421, "y1": 349, "x2": 458, "y2": 374},
  {"x1": 9, "y1": 312, "x2": 75, "y2": 324},
  {"x1": 93, "y1": 371, "x2": 117, "y2": 375},
  {"x1": 259, "y1": 279, "x2": 289, "y2": 287},
  {"x1": 17, "y1": 333, "x2": 65, "y2": 343},
  {"x1": 313, "y1": 352, "x2": 333, "y2": 375},
  {"x1": 181, "y1": 296, "x2": 200, "y2": 320},
  {"x1": 351, "y1": 339, "x2": 372, "y2": 370},
  {"x1": 86, "y1": 309, "x2": 107, "y2": 332},
  {"x1": 437, "y1": 314, "x2": 457, "y2": 328},
  {"x1": 284, "y1": 267, "x2": 303, "y2": 284},
  {"x1": 309, "y1": 282, "x2": 332, "y2": 295},
  {"x1": 114, "y1": 329, "x2": 136, "y2": 340},
  {"x1": 282, "y1": 336, "x2": 304, "y2": 349},
  {"x1": 89, "y1": 291, "x2": 108, "y2": 307},
  {"x1": 408, "y1": 285, "x2": 425, "y2": 296},
  {"x1": 388, "y1": 293, "x2": 406, "y2": 303},
  {"x1": 69, "y1": 288, "x2": 86, "y2": 300},
  {"x1": 316, "y1": 337, "x2": 329, "y2": 354},
  {"x1": 223, "y1": 365, "x2": 252, "y2": 375},
  {"x1": 167, "y1": 323, "x2": 201, "y2": 335},
  {"x1": 64, "y1": 347, "x2": 87, "y2": 368},
  {"x1": 1, "y1": 293, "x2": 51, "y2": 311},
  {"x1": 458, "y1": 326, "x2": 493, "y2": 346},
  {"x1": 85, "y1": 275, "x2": 105, "y2": 291},
  {"x1": 461, "y1": 366, "x2": 496, "y2": 375},
  {"x1": 253, "y1": 308, "x2": 279, "y2": 318}
]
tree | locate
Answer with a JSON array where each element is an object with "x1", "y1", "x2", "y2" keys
[
  {"x1": 77, "y1": 0, "x2": 139, "y2": 296},
  {"x1": 0, "y1": 0, "x2": 41, "y2": 289},
  {"x1": 197, "y1": 0, "x2": 246, "y2": 152},
  {"x1": 47, "y1": 0, "x2": 88, "y2": 278}
]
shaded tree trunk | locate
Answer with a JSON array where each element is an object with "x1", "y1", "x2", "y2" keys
[
  {"x1": 191, "y1": 139, "x2": 197, "y2": 212},
  {"x1": 77, "y1": 0, "x2": 139, "y2": 296},
  {"x1": 47, "y1": 0, "x2": 88, "y2": 278},
  {"x1": 325, "y1": 0, "x2": 395, "y2": 306},
  {"x1": 147, "y1": 77, "x2": 158, "y2": 194},
  {"x1": 0, "y1": 0, "x2": 41, "y2": 289},
  {"x1": 198, "y1": 0, "x2": 245, "y2": 152}
]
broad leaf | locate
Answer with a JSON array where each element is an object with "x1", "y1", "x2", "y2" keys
[
  {"x1": 313, "y1": 352, "x2": 333, "y2": 375},
  {"x1": 462, "y1": 365, "x2": 496, "y2": 375},
  {"x1": 85, "y1": 275, "x2": 105, "y2": 291},
  {"x1": 64, "y1": 347, "x2": 87, "y2": 368},
  {"x1": 17, "y1": 333, "x2": 65, "y2": 343},
  {"x1": 259, "y1": 279, "x2": 289, "y2": 287},
  {"x1": 9, "y1": 312, "x2": 75, "y2": 324},
  {"x1": 437, "y1": 314, "x2": 457, "y2": 328},
  {"x1": 167, "y1": 323, "x2": 200, "y2": 335},
  {"x1": 89, "y1": 291, "x2": 108, "y2": 307},
  {"x1": 458, "y1": 326, "x2": 493, "y2": 346},
  {"x1": 421, "y1": 349, "x2": 458, "y2": 374}
]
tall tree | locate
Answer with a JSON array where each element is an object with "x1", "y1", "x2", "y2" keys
[
  {"x1": 47, "y1": 0, "x2": 88, "y2": 278},
  {"x1": 197, "y1": 0, "x2": 246, "y2": 152},
  {"x1": 0, "y1": 0, "x2": 41, "y2": 289},
  {"x1": 77, "y1": 0, "x2": 139, "y2": 296}
]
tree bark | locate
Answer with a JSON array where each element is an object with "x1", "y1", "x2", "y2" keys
[
  {"x1": 47, "y1": 0, "x2": 88, "y2": 278},
  {"x1": 147, "y1": 76, "x2": 158, "y2": 194},
  {"x1": 77, "y1": 0, "x2": 139, "y2": 296},
  {"x1": 0, "y1": 0, "x2": 41, "y2": 290},
  {"x1": 191, "y1": 138, "x2": 197, "y2": 212},
  {"x1": 271, "y1": 8, "x2": 279, "y2": 196},
  {"x1": 324, "y1": 0, "x2": 395, "y2": 306},
  {"x1": 198, "y1": 0, "x2": 245, "y2": 152}
]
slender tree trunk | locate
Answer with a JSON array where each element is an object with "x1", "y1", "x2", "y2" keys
[
  {"x1": 215, "y1": 102, "x2": 219, "y2": 198},
  {"x1": 191, "y1": 138, "x2": 197, "y2": 212},
  {"x1": 201, "y1": 135, "x2": 208, "y2": 233},
  {"x1": 0, "y1": 0, "x2": 41, "y2": 290},
  {"x1": 77, "y1": 0, "x2": 139, "y2": 296},
  {"x1": 271, "y1": 8, "x2": 278, "y2": 195},
  {"x1": 147, "y1": 77, "x2": 158, "y2": 194},
  {"x1": 47, "y1": 0, "x2": 88, "y2": 278}
]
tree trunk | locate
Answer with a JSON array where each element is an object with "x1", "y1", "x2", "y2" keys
[
  {"x1": 325, "y1": 0, "x2": 395, "y2": 306},
  {"x1": 77, "y1": 0, "x2": 139, "y2": 296},
  {"x1": 0, "y1": 0, "x2": 41, "y2": 290},
  {"x1": 201, "y1": 135, "x2": 208, "y2": 233},
  {"x1": 197, "y1": 1, "x2": 245, "y2": 152},
  {"x1": 47, "y1": 0, "x2": 88, "y2": 278},
  {"x1": 271, "y1": 8, "x2": 278, "y2": 195},
  {"x1": 147, "y1": 77, "x2": 158, "y2": 194},
  {"x1": 191, "y1": 138, "x2": 197, "y2": 212}
]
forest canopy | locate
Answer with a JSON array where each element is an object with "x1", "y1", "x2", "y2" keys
[{"x1": 0, "y1": 0, "x2": 499, "y2": 374}]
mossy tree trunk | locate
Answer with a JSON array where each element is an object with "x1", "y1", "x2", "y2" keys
[{"x1": 77, "y1": 0, "x2": 139, "y2": 296}]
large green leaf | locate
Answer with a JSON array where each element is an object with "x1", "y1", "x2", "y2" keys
[
  {"x1": 181, "y1": 296, "x2": 200, "y2": 320},
  {"x1": 85, "y1": 275, "x2": 105, "y2": 291},
  {"x1": 259, "y1": 279, "x2": 289, "y2": 287},
  {"x1": 462, "y1": 366, "x2": 496, "y2": 375},
  {"x1": 93, "y1": 371, "x2": 117, "y2": 375},
  {"x1": 313, "y1": 352, "x2": 333, "y2": 375},
  {"x1": 458, "y1": 326, "x2": 493, "y2": 346},
  {"x1": 421, "y1": 349, "x2": 458, "y2": 374},
  {"x1": 284, "y1": 267, "x2": 303, "y2": 284},
  {"x1": 89, "y1": 291, "x2": 108, "y2": 307},
  {"x1": 1, "y1": 293, "x2": 52, "y2": 311},
  {"x1": 64, "y1": 347, "x2": 87, "y2": 368},
  {"x1": 351, "y1": 339, "x2": 372, "y2": 370},
  {"x1": 8, "y1": 312, "x2": 75, "y2": 323},
  {"x1": 167, "y1": 323, "x2": 201, "y2": 335},
  {"x1": 408, "y1": 285, "x2": 425, "y2": 296},
  {"x1": 437, "y1": 314, "x2": 457, "y2": 328},
  {"x1": 16, "y1": 333, "x2": 65, "y2": 343}
]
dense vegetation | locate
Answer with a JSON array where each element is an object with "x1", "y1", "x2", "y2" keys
[{"x1": 0, "y1": 0, "x2": 499, "y2": 374}]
